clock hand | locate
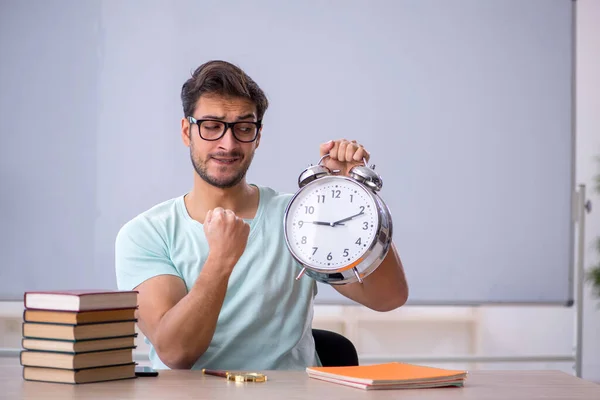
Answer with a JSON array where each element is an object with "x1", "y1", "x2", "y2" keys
[
  {"x1": 311, "y1": 221, "x2": 334, "y2": 226},
  {"x1": 332, "y1": 211, "x2": 365, "y2": 226},
  {"x1": 299, "y1": 220, "x2": 345, "y2": 227}
]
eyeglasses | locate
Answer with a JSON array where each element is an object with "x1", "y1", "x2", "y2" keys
[{"x1": 188, "y1": 116, "x2": 261, "y2": 143}]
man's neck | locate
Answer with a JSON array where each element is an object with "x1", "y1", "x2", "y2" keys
[{"x1": 184, "y1": 175, "x2": 259, "y2": 223}]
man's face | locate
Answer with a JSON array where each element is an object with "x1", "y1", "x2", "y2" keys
[{"x1": 182, "y1": 95, "x2": 261, "y2": 189}]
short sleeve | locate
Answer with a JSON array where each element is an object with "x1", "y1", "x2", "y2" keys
[{"x1": 115, "y1": 216, "x2": 182, "y2": 291}]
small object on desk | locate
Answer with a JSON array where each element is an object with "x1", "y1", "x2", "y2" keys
[
  {"x1": 135, "y1": 366, "x2": 159, "y2": 377},
  {"x1": 202, "y1": 368, "x2": 267, "y2": 382}
]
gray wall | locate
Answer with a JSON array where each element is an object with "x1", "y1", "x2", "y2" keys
[{"x1": 0, "y1": 0, "x2": 574, "y2": 304}]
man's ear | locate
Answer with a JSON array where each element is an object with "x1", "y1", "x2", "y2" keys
[
  {"x1": 181, "y1": 117, "x2": 191, "y2": 147},
  {"x1": 254, "y1": 128, "x2": 262, "y2": 150}
]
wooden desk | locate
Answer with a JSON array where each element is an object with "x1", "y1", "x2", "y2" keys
[{"x1": 1, "y1": 364, "x2": 599, "y2": 400}]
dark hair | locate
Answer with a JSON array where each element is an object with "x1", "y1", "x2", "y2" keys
[{"x1": 181, "y1": 60, "x2": 269, "y2": 121}]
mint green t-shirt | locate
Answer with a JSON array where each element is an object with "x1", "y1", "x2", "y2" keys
[{"x1": 114, "y1": 185, "x2": 321, "y2": 370}]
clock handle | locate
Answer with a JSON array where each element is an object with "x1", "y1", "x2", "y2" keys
[
  {"x1": 317, "y1": 153, "x2": 343, "y2": 174},
  {"x1": 318, "y1": 154, "x2": 370, "y2": 167},
  {"x1": 317, "y1": 153, "x2": 330, "y2": 165},
  {"x1": 318, "y1": 153, "x2": 372, "y2": 176}
]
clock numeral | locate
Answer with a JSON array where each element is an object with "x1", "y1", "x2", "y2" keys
[
  {"x1": 362, "y1": 222, "x2": 369, "y2": 230},
  {"x1": 312, "y1": 247, "x2": 318, "y2": 255},
  {"x1": 343, "y1": 248, "x2": 349, "y2": 257},
  {"x1": 355, "y1": 237, "x2": 362, "y2": 246},
  {"x1": 350, "y1": 194, "x2": 353, "y2": 203},
  {"x1": 331, "y1": 190, "x2": 341, "y2": 199},
  {"x1": 298, "y1": 221, "x2": 304, "y2": 228},
  {"x1": 327, "y1": 252, "x2": 333, "y2": 261},
  {"x1": 359, "y1": 206, "x2": 365, "y2": 213},
  {"x1": 304, "y1": 206, "x2": 315, "y2": 214},
  {"x1": 301, "y1": 236, "x2": 307, "y2": 244},
  {"x1": 317, "y1": 195, "x2": 325, "y2": 203}
]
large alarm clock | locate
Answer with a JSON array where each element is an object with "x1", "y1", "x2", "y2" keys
[{"x1": 283, "y1": 153, "x2": 393, "y2": 285}]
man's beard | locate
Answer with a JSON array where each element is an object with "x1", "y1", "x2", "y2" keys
[{"x1": 191, "y1": 149, "x2": 253, "y2": 189}]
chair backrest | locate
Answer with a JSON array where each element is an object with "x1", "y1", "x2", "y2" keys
[{"x1": 312, "y1": 329, "x2": 359, "y2": 367}]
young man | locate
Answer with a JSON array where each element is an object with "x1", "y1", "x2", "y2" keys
[{"x1": 115, "y1": 60, "x2": 408, "y2": 371}]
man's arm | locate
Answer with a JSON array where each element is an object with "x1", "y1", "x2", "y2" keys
[
  {"x1": 332, "y1": 243, "x2": 408, "y2": 311},
  {"x1": 117, "y1": 207, "x2": 249, "y2": 369},
  {"x1": 134, "y1": 254, "x2": 236, "y2": 369}
]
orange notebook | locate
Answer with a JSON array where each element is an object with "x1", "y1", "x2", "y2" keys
[{"x1": 306, "y1": 362, "x2": 467, "y2": 390}]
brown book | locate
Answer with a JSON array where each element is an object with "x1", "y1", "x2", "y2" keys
[
  {"x1": 23, "y1": 321, "x2": 136, "y2": 341},
  {"x1": 24, "y1": 290, "x2": 138, "y2": 311},
  {"x1": 22, "y1": 335, "x2": 137, "y2": 353},
  {"x1": 24, "y1": 308, "x2": 137, "y2": 325},
  {"x1": 20, "y1": 348, "x2": 134, "y2": 369},
  {"x1": 23, "y1": 363, "x2": 137, "y2": 384}
]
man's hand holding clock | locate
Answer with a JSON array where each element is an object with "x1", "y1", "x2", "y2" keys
[{"x1": 319, "y1": 139, "x2": 370, "y2": 176}]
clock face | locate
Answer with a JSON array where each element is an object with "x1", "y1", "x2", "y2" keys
[{"x1": 284, "y1": 176, "x2": 379, "y2": 271}]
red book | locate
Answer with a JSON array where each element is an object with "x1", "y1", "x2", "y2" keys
[{"x1": 24, "y1": 290, "x2": 138, "y2": 312}]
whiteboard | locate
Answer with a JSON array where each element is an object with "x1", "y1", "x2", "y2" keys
[{"x1": 0, "y1": 0, "x2": 574, "y2": 305}]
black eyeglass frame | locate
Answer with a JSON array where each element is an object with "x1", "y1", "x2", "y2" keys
[{"x1": 188, "y1": 116, "x2": 262, "y2": 143}]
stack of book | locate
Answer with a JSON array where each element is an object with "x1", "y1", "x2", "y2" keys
[
  {"x1": 20, "y1": 290, "x2": 139, "y2": 384},
  {"x1": 306, "y1": 362, "x2": 468, "y2": 390}
]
